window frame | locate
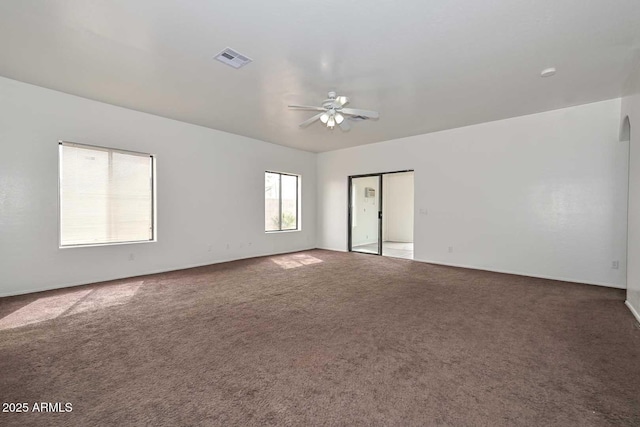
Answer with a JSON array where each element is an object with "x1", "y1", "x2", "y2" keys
[
  {"x1": 58, "y1": 140, "x2": 157, "y2": 248},
  {"x1": 265, "y1": 170, "x2": 300, "y2": 233}
]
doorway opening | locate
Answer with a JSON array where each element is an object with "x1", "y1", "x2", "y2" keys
[{"x1": 348, "y1": 170, "x2": 414, "y2": 259}]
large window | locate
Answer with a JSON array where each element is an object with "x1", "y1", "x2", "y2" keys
[
  {"x1": 265, "y1": 171, "x2": 299, "y2": 232},
  {"x1": 59, "y1": 142, "x2": 155, "y2": 247}
]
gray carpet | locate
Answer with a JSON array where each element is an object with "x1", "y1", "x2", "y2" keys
[{"x1": 0, "y1": 249, "x2": 639, "y2": 426}]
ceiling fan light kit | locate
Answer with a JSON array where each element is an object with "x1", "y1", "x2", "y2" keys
[{"x1": 289, "y1": 91, "x2": 379, "y2": 131}]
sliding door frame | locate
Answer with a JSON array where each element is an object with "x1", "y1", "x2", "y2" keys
[
  {"x1": 348, "y1": 169, "x2": 414, "y2": 255},
  {"x1": 348, "y1": 173, "x2": 382, "y2": 255}
]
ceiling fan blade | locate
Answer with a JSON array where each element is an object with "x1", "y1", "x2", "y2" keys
[
  {"x1": 288, "y1": 104, "x2": 326, "y2": 112},
  {"x1": 338, "y1": 119, "x2": 351, "y2": 131},
  {"x1": 337, "y1": 96, "x2": 349, "y2": 106},
  {"x1": 340, "y1": 108, "x2": 379, "y2": 119},
  {"x1": 298, "y1": 112, "x2": 324, "y2": 127}
]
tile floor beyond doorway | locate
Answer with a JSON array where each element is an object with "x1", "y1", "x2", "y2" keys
[{"x1": 352, "y1": 241, "x2": 414, "y2": 260}]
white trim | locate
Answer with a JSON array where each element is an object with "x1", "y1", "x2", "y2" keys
[
  {"x1": 412, "y1": 258, "x2": 624, "y2": 288},
  {"x1": 264, "y1": 171, "x2": 301, "y2": 232},
  {"x1": 58, "y1": 142, "x2": 157, "y2": 247},
  {"x1": 315, "y1": 247, "x2": 625, "y2": 288},
  {"x1": 626, "y1": 300, "x2": 640, "y2": 324},
  {"x1": 5, "y1": 248, "x2": 627, "y2": 298},
  {"x1": 318, "y1": 246, "x2": 347, "y2": 252},
  {"x1": 0, "y1": 246, "x2": 316, "y2": 298},
  {"x1": 59, "y1": 140, "x2": 152, "y2": 157},
  {"x1": 59, "y1": 239, "x2": 157, "y2": 249}
]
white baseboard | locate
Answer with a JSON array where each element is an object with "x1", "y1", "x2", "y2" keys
[
  {"x1": 317, "y1": 246, "x2": 347, "y2": 252},
  {"x1": 17, "y1": 246, "x2": 622, "y2": 299},
  {"x1": 0, "y1": 246, "x2": 317, "y2": 298},
  {"x1": 626, "y1": 300, "x2": 640, "y2": 324},
  {"x1": 316, "y1": 248, "x2": 624, "y2": 289},
  {"x1": 410, "y1": 258, "x2": 625, "y2": 289}
]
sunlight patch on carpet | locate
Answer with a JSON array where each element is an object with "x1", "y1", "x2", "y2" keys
[
  {"x1": 0, "y1": 289, "x2": 92, "y2": 330},
  {"x1": 271, "y1": 254, "x2": 323, "y2": 269},
  {"x1": 0, "y1": 281, "x2": 143, "y2": 330},
  {"x1": 65, "y1": 281, "x2": 142, "y2": 316}
]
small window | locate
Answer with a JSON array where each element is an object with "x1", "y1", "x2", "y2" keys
[
  {"x1": 59, "y1": 142, "x2": 155, "y2": 247},
  {"x1": 265, "y1": 171, "x2": 299, "y2": 232}
]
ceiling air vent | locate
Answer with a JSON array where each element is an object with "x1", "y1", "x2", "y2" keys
[{"x1": 214, "y1": 48, "x2": 252, "y2": 69}]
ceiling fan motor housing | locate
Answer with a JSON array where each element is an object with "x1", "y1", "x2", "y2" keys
[{"x1": 322, "y1": 91, "x2": 339, "y2": 108}]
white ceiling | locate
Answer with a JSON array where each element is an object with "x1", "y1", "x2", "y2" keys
[{"x1": 0, "y1": 1, "x2": 638, "y2": 152}]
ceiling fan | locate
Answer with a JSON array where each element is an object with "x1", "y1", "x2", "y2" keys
[{"x1": 289, "y1": 91, "x2": 379, "y2": 131}]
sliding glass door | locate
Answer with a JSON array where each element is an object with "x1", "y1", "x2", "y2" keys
[{"x1": 349, "y1": 175, "x2": 382, "y2": 255}]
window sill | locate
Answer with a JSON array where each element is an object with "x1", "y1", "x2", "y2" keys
[
  {"x1": 265, "y1": 229, "x2": 301, "y2": 234},
  {"x1": 59, "y1": 239, "x2": 157, "y2": 249}
]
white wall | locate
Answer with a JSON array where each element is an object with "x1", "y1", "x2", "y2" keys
[
  {"x1": 382, "y1": 172, "x2": 414, "y2": 243},
  {"x1": 318, "y1": 99, "x2": 628, "y2": 288},
  {"x1": 351, "y1": 176, "x2": 379, "y2": 246},
  {"x1": 0, "y1": 76, "x2": 316, "y2": 297},
  {"x1": 0, "y1": 75, "x2": 631, "y2": 297},
  {"x1": 621, "y1": 59, "x2": 640, "y2": 320}
]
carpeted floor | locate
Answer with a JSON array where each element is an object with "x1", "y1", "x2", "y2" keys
[{"x1": 0, "y1": 249, "x2": 639, "y2": 426}]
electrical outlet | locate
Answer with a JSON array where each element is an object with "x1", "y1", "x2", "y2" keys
[
  {"x1": 419, "y1": 208, "x2": 428, "y2": 215},
  {"x1": 448, "y1": 246, "x2": 454, "y2": 253},
  {"x1": 612, "y1": 260, "x2": 619, "y2": 270},
  {"x1": 129, "y1": 253, "x2": 135, "y2": 261},
  {"x1": 226, "y1": 244, "x2": 230, "y2": 250},
  {"x1": 207, "y1": 244, "x2": 212, "y2": 252}
]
